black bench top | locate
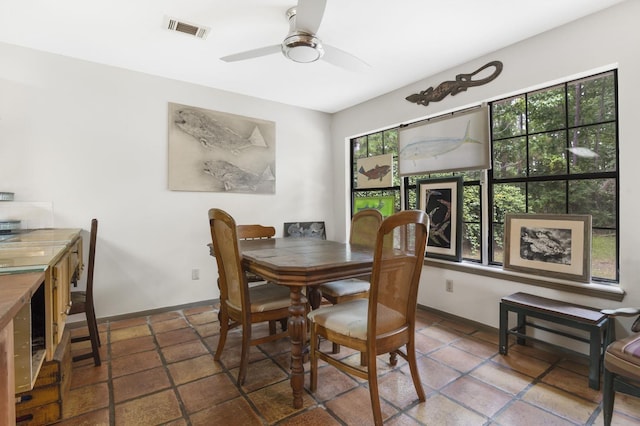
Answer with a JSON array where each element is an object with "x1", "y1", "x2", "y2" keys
[{"x1": 501, "y1": 292, "x2": 606, "y2": 324}]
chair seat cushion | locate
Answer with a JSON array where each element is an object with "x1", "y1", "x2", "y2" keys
[
  {"x1": 246, "y1": 283, "x2": 291, "y2": 313},
  {"x1": 320, "y1": 279, "x2": 370, "y2": 297},
  {"x1": 605, "y1": 333, "x2": 640, "y2": 382},
  {"x1": 307, "y1": 299, "x2": 405, "y2": 340}
]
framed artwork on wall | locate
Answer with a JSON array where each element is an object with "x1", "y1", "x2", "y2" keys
[
  {"x1": 417, "y1": 177, "x2": 463, "y2": 261},
  {"x1": 398, "y1": 106, "x2": 490, "y2": 176},
  {"x1": 503, "y1": 213, "x2": 592, "y2": 283},
  {"x1": 356, "y1": 154, "x2": 393, "y2": 188},
  {"x1": 168, "y1": 102, "x2": 276, "y2": 193},
  {"x1": 353, "y1": 196, "x2": 395, "y2": 218}
]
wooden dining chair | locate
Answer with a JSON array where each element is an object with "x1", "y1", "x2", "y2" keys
[
  {"x1": 308, "y1": 210, "x2": 430, "y2": 425},
  {"x1": 319, "y1": 209, "x2": 383, "y2": 354},
  {"x1": 600, "y1": 307, "x2": 640, "y2": 425},
  {"x1": 69, "y1": 218, "x2": 101, "y2": 366},
  {"x1": 208, "y1": 208, "x2": 292, "y2": 385}
]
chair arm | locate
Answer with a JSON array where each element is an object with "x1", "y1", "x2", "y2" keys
[{"x1": 601, "y1": 307, "x2": 640, "y2": 317}]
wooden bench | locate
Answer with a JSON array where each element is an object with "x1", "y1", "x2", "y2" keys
[{"x1": 499, "y1": 292, "x2": 611, "y2": 390}]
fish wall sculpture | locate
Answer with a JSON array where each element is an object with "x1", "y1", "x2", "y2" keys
[
  {"x1": 405, "y1": 61, "x2": 503, "y2": 107},
  {"x1": 203, "y1": 160, "x2": 274, "y2": 192}
]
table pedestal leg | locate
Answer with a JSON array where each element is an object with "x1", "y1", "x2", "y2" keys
[{"x1": 288, "y1": 286, "x2": 306, "y2": 409}]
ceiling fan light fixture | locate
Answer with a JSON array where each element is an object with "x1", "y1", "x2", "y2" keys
[{"x1": 282, "y1": 33, "x2": 324, "y2": 63}]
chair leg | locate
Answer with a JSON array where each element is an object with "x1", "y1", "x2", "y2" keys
[
  {"x1": 237, "y1": 323, "x2": 251, "y2": 386},
  {"x1": 406, "y1": 341, "x2": 426, "y2": 402},
  {"x1": 86, "y1": 308, "x2": 101, "y2": 366},
  {"x1": 310, "y1": 325, "x2": 318, "y2": 391},
  {"x1": 603, "y1": 367, "x2": 615, "y2": 426},
  {"x1": 214, "y1": 309, "x2": 229, "y2": 361},
  {"x1": 367, "y1": 350, "x2": 383, "y2": 426}
]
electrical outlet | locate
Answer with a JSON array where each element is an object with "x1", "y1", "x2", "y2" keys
[
  {"x1": 445, "y1": 279, "x2": 453, "y2": 292},
  {"x1": 192, "y1": 269, "x2": 200, "y2": 280}
]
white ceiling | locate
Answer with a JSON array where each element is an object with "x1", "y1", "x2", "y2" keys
[{"x1": 0, "y1": 0, "x2": 626, "y2": 113}]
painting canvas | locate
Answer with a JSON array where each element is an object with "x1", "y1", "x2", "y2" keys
[
  {"x1": 356, "y1": 154, "x2": 393, "y2": 188},
  {"x1": 283, "y1": 222, "x2": 326, "y2": 239},
  {"x1": 353, "y1": 196, "x2": 395, "y2": 218},
  {"x1": 503, "y1": 213, "x2": 592, "y2": 282},
  {"x1": 168, "y1": 102, "x2": 276, "y2": 193},
  {"x1": 417, "y1": 177, "x2": 463, "y2": 261},
  {"x1": 398, "y1": 106, "x2": 490, "y2": 175}
]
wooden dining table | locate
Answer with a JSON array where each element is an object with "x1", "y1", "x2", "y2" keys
[{"x1": 238, "y1": 237, "x2": 374, "y2": 409}]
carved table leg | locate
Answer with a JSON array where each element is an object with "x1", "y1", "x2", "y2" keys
[{"x1": 288, "y1": 286, "x2": 307, "y2": 409}]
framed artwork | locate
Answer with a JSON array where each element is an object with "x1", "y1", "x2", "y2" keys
[
  {"x1": 503, "y1": 213, "x2": 592, "y2": 283},
  {"x1": 356, "y1": 154, "x2": 393, "y2": 188},
  {"x1": 283, "y1": 222, "x2": 326, "y2": 239},
  {"x1": 398, "y1": 105, "x2": 490, "y2": 175},
  {"x1": 168, "y1": 102, "x2": 276, "y2": 193},
  {"x1": 417, "y1": 177, "x2": 463, "y2": 261},
  {"x1": 353, "y1": 196, "x2": 395, "y2": 218}
]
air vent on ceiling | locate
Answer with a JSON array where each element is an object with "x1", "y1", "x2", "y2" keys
[{"x1": 164, "y1": 15, "x2": 210, "y2": 40}]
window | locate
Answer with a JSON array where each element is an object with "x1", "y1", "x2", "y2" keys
[{"x1": 350, "y1": 70, "x2": 618, "y2": 283}]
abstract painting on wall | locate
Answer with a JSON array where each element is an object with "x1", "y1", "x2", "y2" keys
[
  {"x1": 398, "y1": 106, "x2": 490, "y2": 175},
  {"x1": 168, "y1": 102, "x2": 276, "y2": 193}
]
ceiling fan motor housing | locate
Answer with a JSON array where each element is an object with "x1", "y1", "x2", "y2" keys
[{"x1": 282, "y1": 32, "x2": 324, "y2": 63}]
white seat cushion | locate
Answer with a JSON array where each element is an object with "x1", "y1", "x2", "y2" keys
[
  {"x1": 228, "y1": 283, "x2": 291, "y2": 313},
  {"x1": 307, "y1": 299, "x2": 405, "y2": 340},
  {"x1": 320, "y1": 278, "x2": 370, "y2": 297}
]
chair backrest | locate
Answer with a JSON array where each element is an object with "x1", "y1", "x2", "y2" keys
[
  {"x1": 349, "y1": 209, "x2": 383, "y2": 248},
  {"x1": 237, "y1": 224, "x2": 276, "y2": 240},
  {"x1": 86, "y1": 218, "x2": 98, "y2": 305},
  {"x1": 209, "y1": 209, "x2": 248, "y2": 313},
  {"x1": 368, "y1": 210, "x2": 429, "y2": 337}
]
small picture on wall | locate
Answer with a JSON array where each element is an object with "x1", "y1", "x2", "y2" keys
[
  {"x1": 168, "y1": 102, "x2": 276, "y2": 193},
  {"x1": 283, "y1": 222, "x2": 326, "y2": 239},
  {"x1": 353, "y1": 196, "x2": 395, "y2": 218},
  {"x1": 356, "y1": 154, "x2": 393, "y2": 188}
]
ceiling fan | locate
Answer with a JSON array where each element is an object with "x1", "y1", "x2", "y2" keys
[{"x1": 220, "y1": 0, "x2": 369, "y2": 71}]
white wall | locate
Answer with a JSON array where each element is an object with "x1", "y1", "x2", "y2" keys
[
  {"x1": 0, "y1": 42, "x2": 333, "y2": 318},
  {"x1": 332, "y1": 1, "x2": 640, "y2": 331}
]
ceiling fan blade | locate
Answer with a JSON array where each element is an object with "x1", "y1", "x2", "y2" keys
[
  {"x1": 322, "y1": 44, "x2": 370, "y2": 72},
  {"x1": 220, "y1": 44, "x2": 281, "y2": 62},
  {"x1": 295, "y1": 0, "x2": 327, "y2": 34}
]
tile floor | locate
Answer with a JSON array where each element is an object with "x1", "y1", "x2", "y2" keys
[{"x1": 58, "y1": 305, "x2": 640, "y2": 425}]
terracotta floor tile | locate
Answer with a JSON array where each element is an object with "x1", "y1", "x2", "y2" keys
[
  {"x1": 149, "y1": 310, "x2": 183, "y2": 323},
  {"x1": 428, "y1": 345, "x2": 484, "y2": 373},
  {"x1": 325, "y1": 386, "x2": 397, "y2": 425},
  {"x1": 470, "y1": 362, "x2": 533, "y2": 395},
  {"x1": 414, "y1": 331, "x2": 447, "y2": 354},
  {"x1": 441, "y1": 376, "x2": 512, "y2": 417},
  {"x1": 167, "y1": 354, "x2": 222, "y2": 385},
  {"x1": 406, "y1": 393, "x2": 486, "y2": 425},
  {"x1": 70, "y1": 363, "x2": 109, "y2": 389},
  {"x1": 56, "y1": 408, "x2": 110, "y2": 425},
  {"x1": 189, "y1": 397, "x2": 263, "y2": 426},
  {"x1": 247, "y1": 380, "x2": 316, "y2": 424},
  {"x1": 177, "y1": 374, "x2": 241, "y2": 413},
  {"x1": 522, "y1": 382, "x2": 598, "y2": 424},
  {"x1": 472, "y1": 329, "x2": 500, "y2": 345},
  {"x1": 452, "y1": 335, "x2": 500, "y2": 359},
  {"x1": 113, "y1": 366, "x2": 171, "y2": 403},
  {"x1": 541, "y1": 365, "x2": 601, "y2": 403},
  {"x1": 114, "y1": 389, "x2": 182, "y2": 425},
  {"x1": 63, "y1": 382, "x2": 110, "y2": 418},
  {"x1": 411, "y1": 355, "x2": 461, "y2": 390},
  {"x1": 151, "y1": 317, "x2": 189, "y2": 333},
  {"x1": 308, "y1": 364, "x2": 359, "y2": 402},
  {"x1": 440, "y1": 318, "x2": 478, "y2": 334},
  {"x1": 378, "y1": 370, "x2": 426, "y2": 409},
  {"x1": 386, "y1": 413, "x2": 426, "y2": 425},
  {"x1": 418, "y1": 324, "x2": 462, "y2": 344},
  {"x1": 186, "y1": 310, "x2": 218, "y2": 325},
  {"x1": 161, "y1": 339, "x2": 209, "y2": 363},
  {"x1": 111, "y1": 349, "x2": 163, "y2": 377},
  {"x1": 109, "y1": 316, "x2": 148, "y2": 330},
  {"x1": 155, "y1": 327, "x2": 199, "y2": 347},
  {"x1": 611, "y1": 392, "x2": 640, "y2": 420},
  {"x1": 279, "y1": 407, "x2": 341, "y2": 425},
  {"x1": 110, "y1": 334, "x2": 157, "y2": 358},
  {"x1": 494, "y1": 400, "x2": 575, "y2": 425},
  {"x1": 234, "y1": 358, "x2": 289, "y2": 392},
  {"x1": 491, "y1": 349, "x2": 552, "y2": 378},
  {"x1": 182, "y1": 305, "x2": 215, "y2": 316},
  {"x1": 193, "y1": 322, "x2": 220, "y2": 337},
  {"x1": 110, "y1": 324, "x2": 151, "y2": 342}
]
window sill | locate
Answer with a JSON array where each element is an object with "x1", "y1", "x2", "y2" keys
[{"x1": 423, "y1": 258, "x2": 625, "y2": 302}]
